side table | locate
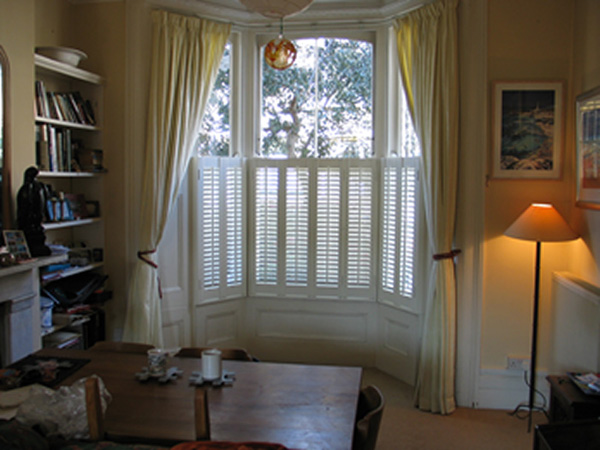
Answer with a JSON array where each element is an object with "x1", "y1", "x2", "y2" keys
[
  {"x1": 547, "y1": 375, "x2": 600, "y2": 422},
  {"x1": 535, "y1": 419, "x2": 600, "y2": 450}
]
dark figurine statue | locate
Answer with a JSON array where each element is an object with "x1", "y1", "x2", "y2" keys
[{"x1": 16, "y1": 166, "x2": 51, "y2": 257}]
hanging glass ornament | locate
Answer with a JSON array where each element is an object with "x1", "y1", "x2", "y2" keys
[{"x1": 264, "y1": 19, "x2": 297, "y2": 71}]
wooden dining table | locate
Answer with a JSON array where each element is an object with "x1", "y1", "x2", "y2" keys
[{"x1": 33, "y1": 347, "x2": 363, "y2": 449}]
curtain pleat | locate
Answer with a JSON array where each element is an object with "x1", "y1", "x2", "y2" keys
[
  {"x1": 395, "y1": 0, "x2": 459, "y2": 414},
  {"x1": 123, "y1": 11, "x2": 231, "y2": 346}
]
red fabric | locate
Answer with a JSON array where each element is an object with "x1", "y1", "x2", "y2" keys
[{"x1": 170, "y1": 442, "x2": 288, "y2": 450}]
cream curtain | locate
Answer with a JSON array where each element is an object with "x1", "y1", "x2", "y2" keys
[
  {"x1": 123, "y1": 11, "x2": 231, "y2": 346},
  {"x1": 396, "y1": 0, "x2": 459, "y2": 414}
]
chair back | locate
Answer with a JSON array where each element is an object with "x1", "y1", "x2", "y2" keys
[
  {"x1": 176, "y1": 347, "x2": 254, "y2": 361},
  {"x1": 352, "y1": 385, "x2": 384, "y2": 450},
  {"x1": 89, "y1": 341, "x2": 155, "y2": 354}
]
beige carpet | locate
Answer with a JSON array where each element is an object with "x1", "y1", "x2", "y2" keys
[{"x1": 361, "y1": 368, "x2": 547, "y2": 450}]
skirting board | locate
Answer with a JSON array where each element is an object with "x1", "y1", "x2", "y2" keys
[{"x1": 477, "y1": 368, "x2": 550, "y2": 410}]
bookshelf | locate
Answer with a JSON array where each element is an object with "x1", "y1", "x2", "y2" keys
[{"x1": 34, "y1": 52, "x2": 108, "y2": 349}]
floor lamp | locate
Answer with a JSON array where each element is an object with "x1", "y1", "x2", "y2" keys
[{"x1": 504, "y1": 203, "x2": 579, "y2": 432}]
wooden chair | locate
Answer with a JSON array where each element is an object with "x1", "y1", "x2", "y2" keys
[
  {"x1": 176, "y1": 347, "x2": 254, "y2": 362},
  {"x1": 84, "y1": 376, "x2": 105, "y2": 441},
  {"x1": 194, "y1": 387, "x2": 210, "y2": 441},
  {"x1": 88, "y1": 341, "x2": 155, "y2": 354},
  {"x1": 352, "y1": 385, "x2": 385, "y2": 450}
]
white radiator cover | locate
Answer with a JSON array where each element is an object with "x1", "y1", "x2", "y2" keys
[{"x1": 549, "y1": 271, "x2": 600, "y2": 374}]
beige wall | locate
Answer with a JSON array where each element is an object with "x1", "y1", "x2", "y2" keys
[
  {"x1": 482, "y1": 0, "x2": 600, "y2": 371},
  {"x1": 34, "y1": 0, "x2": 128, "y2": 338},
  {"x1": 0, "y1": 0, "x2": 35, "y2": 210}
]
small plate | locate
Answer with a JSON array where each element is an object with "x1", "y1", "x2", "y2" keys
[{"x1": 189, "y1": 370, "x2": 235, "y2": 387}]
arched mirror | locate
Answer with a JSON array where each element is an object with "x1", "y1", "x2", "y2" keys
[{"x1": 0, "y1": 45, "x2": 11, "y2": 243}]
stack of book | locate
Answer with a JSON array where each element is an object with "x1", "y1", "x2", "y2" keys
[{"x1": 34, "y1": 80, "x2": 96, "y2": 126}]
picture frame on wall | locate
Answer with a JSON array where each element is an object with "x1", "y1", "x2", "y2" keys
[
  {"x1": 576, "y1": 86, "x2": 600, "y2": 210},
  {"x1": 492, "y1": 81, "x2": 564, "y2": 179}
]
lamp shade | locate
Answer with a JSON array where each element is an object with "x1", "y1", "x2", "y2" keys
[
  {"x1": 239, "y1": 0, "x2": 314, "y2": 19},
  {"x1": 504, "y1": 203, "x2": 579, "y2": 242}
]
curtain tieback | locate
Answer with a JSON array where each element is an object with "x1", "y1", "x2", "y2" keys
[
  {"x1": 137, "y1": 249, "x2": 163, "y2": 299},
  {"x1": 433, "y1": 249, "x2": 461, "y2": 261}
]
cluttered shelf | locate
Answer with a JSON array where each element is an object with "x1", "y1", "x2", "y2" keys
[{"x1": 40, "y1": 261, "x2": 103, "y2": 285}]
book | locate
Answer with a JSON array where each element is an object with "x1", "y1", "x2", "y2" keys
[
  {"x1": 568, "y1": 372, "x2": 600, "y2": 396},
  {"x1": 64, "y1": 193, "x2": 89, "y2": 219}
]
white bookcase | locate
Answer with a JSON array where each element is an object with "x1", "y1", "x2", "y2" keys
[{"x1": 33, "y1": 53, "x2": 108, "y2": 348}]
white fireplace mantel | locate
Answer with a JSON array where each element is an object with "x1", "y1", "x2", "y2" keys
[{"x1": 0, "y1": 255, "x2": 66, "y2": 366}]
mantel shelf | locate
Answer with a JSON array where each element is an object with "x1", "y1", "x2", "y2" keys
[
  {"x1": 35, "y1": 116, "x2": 100, "y2": 131},
  {"x1": 43, "y1": 217, "x2": 101, "y2": 230},
  {"x1": 38, "y1": 171, "x2": 101, "y2": 178},
  {"x1": 34, "y1": 54, "x2": 103, "y2": 85}
]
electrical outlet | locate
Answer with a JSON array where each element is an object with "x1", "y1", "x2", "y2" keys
[{"x1": 507, "y1": 356, "x2": 530, "y2": 371}]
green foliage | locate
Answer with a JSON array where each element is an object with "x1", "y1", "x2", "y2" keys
[{"x1": 198, "y1": 44, "x2": 231, "y2": 157}]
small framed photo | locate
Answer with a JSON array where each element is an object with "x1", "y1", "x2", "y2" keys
[
  {"x1": 492, "y1": 81, "x2": 564, "y2": 179},
  {"x1": 576, "y1": 85, "x2": 600, "y2": 210},
  {"x1": 2, "y1": 230, "x2": 32, "y2": 261}
]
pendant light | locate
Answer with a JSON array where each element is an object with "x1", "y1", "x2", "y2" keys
[{"x1": 239, "y1": 0, "x2": 314, "y2": 70}]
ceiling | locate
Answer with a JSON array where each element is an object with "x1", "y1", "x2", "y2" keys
[{"x1": 148, "y1": 0, "x2": 427, "y2": 25}]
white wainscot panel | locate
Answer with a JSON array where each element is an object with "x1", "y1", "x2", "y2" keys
[
  {"x1": 256, "y1": 309, "x2": 367, "y2": 342},
  {"x1": 376, "y1": 304, "x2": 420, "y2": 386},
  {"x1": 246, "y1": 298, "x2": 377, "y2": 367},
  {"x1": 194, "y1": 300, "x2": 244, "y2": 348}
]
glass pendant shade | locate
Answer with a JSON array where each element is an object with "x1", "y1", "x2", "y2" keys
[
  {"x1": 264, "y1": 36, "x2": 297, "y2": 70},
  {"x1": 240, "y1": 0, "x2": 314, "y2": 19}
]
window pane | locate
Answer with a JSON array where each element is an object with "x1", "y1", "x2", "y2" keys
[
  {"x1": 198, "y1": 42, "x2": 230, "y2": 156},
  {"x1": 261, "y1": 38, "x2": 372, "y2": 158}
]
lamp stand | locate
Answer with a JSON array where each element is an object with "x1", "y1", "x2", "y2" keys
[{"x1": 510, "y1": 241, "x2": 547, "y2": 432}]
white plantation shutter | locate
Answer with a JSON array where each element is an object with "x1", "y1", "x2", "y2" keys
[
  {"x1": 286, "y1": 167, "x2": 309, "y2": 286},
  {"x1": 254, "y1": 164, "x2": 279, "y2": 287},
  {"x1": 201, "y1": 162, "x2": 220, "y2": 290},
  {"x1": 250, "y1": 159, "x2": 376, "y2": 300},
  {"x1": 379, "y1": 157, "x2": 419, "y2": 305},
  {"x1": 347, "y1": 166, "x2": 373, "y2": 289},
  {"x1": 316, "y1": 167, "x2": 341, "y2": 288},
  {"x1": 225, "y1": 162, "x2": 244, "y2": 288},
  {"x1": 198, "y1": 157, "x2": 245, "y2": 302}
]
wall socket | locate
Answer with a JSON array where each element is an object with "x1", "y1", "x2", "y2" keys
[{"x1": 507, "y1": 356, "x2": 530, "y2": 371}]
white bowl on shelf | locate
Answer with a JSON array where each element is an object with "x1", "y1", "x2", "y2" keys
[{"x1": 35, "y1": 46, "x2": 88, "y2": 67}]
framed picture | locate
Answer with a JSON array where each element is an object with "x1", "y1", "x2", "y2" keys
[
  {"x1": 576, "y1": 86, "x2": 600, "y2": 210},
  {"x1": 492, "y1": 81, "x2": 564, "y2": 179},
  {"x1": 2, "y1": 229, "x2": 32, "y2": 261}
]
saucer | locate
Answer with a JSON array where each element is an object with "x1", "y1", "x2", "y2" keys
[{"x1": 189, "y1": 370, "x2": 235, "y2": 387}]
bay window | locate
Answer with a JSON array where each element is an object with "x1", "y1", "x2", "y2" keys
[{"x1": 196, "y1": 31, "x2": 421, "y2": 307}]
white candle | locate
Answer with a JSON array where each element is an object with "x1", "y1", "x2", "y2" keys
[{"x1": 202, "y1": 349, "x2": 222, "y2": 381}]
